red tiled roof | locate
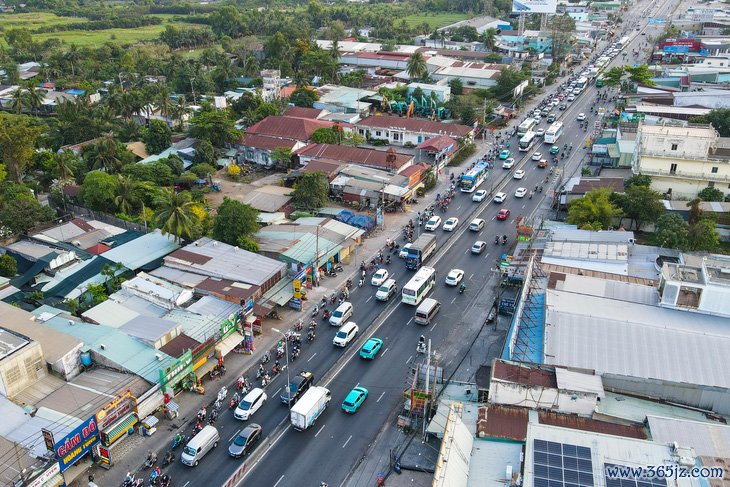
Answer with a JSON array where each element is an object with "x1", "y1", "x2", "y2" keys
[
  {"x1": 240, "y1": 134, "x2": 299, "y2": 151},
  {"x1": 71, "y1": 218, "x2": 95, "y2": 232},
  {"x1": 295, "y1": 143, "x2": 412, "y2": 169},
  {"x1": 416, "y1": 135, "x2": 459, "y2": 152},
  {"x1": 247, "y1": 115, "x2": 335, "y2": 141},
  {"x1": 570, "y1": 178, "x2": 625, "y2": 195},
  {"x1": 284, "y1": 106, "x2": 325, "y2": 120},
  {"x1": 492, "y1": 360, "x2": 558, "y2": 388},
  {"x1": 298, "y1": 159, "x2": 346, "y2": 176},
  {"x1": 354, "y1": 51, "x2": 411, "y2": 61},
  {"x1": 280, "y1": 86, "x2": 297, "y2": 98},
  {"x1": 85, "y1": 243, "x2": 111, "y2": 255},
  {"x1": 159, "y1": 333, "x2": 201, "y2": 358},
  {"x1": 357, "y1": 115, "x2": 473, "y2": 138},
  {"x1": 399, "y1": 162, "x2": 430, "y2": 178}
]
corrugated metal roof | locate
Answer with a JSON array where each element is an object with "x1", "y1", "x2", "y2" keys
[
  {"x1": 551, "y1": 273, "x2": 658, "y2": 305},
  {"x1": 554, "y1": 367, "x2": 605, "y2": 396},
  {"x1": 493, "y1": 360, "x2": 557, "y2": 388},
  {"x1": 162, "y1": 308, "x2": 221, "y2": 343},
  {"x1": 648, "y1": 416, "x2": 730, "y2": 457},
  {"x1": 545, "y1": 289, "x2": 730, "y2": 389},
  {"x1": 102, "y1": 230, "x2": 180, "y2": 271},
  {"x1": 185, "y1": 295, "x2": 239, "y2": 320},
  {"x1": 82, "y1": 299, "x2": 139, "y2": 327},
  {"x1": 120, "y1": 315, "x2": 178, "y2": 342}
]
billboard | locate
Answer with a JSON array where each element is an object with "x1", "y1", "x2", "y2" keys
[
  {"x1": 54, "y1": 415, "x2": 100, "y2": 472},
  {"x1": 512, "y1": 0, "x2": 557, "y2": 13}
]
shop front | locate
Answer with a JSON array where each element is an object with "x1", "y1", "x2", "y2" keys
[
  {"x1": 159, "y1": 350, "x2": 193, "y2": 397},
  {"x1": 54, "y1": 415, "x2": 100, "y2": 475},
  {"x1": 23, "y1": 461, "x2": 64, "y2": 487},
  {"x1": 96, "y1": 391, "x2": 138, "y2": 447}
]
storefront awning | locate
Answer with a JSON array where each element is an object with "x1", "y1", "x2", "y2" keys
[
  {"x1": 103, "y1": 413, "x2": 138, "y2": 446},
  {"x1": 215, "y1": 332, "x2": 243, "y2": 358}
]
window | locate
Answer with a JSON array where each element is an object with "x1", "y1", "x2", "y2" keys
[
  {"x1": 670, "y1": 163, "x2": 677, "y2": 174},
  {"x1": 375, "y1": 131, "x2": 381, "y2": 137},
  {"x1": 712, "y1": 167, "x2": 718, "y2": 173},
  {"x1": 708, "y1": 181, "x2": 715, "y2": 188},
  {"x1": 671, "y1": 143, "x2": 678, "y2": 150}
]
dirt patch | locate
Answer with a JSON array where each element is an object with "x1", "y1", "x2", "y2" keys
[{"x1": 204, "y1": 169, "x2": 287, "y2": 208}]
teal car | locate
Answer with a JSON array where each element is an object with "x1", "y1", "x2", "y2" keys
[
  {"x1": 359, "y1": 338, "x2": 383, "y2": 360},
  {"x1": 498, "y1": 150, "x2": 511, "y2": 160},
  {"x1": 550, "y1": 146, "x2": 560, "y2": 155},
  {"x1": 342, "y1": 386, "x2": 368, "y2": 413}
]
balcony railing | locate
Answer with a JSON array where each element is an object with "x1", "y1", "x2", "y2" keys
[{"x1": 639, "y1": 166, "x2": 730, "y2": 183}]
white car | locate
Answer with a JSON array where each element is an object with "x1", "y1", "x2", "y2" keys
[
  {"x1": 442, "y1": 217, "x2": 459, "y2": 231},
  {"x1": 493, "y1": 192, "x2": 507, "y2": 203},
  {"x1": 371, "y1": 269, "x2": 389, "y2": 286},
  {"x1": 535, "y1": 128, "x2": 545, "y2": 138},
  {"x1": 566, "y1": 94, "x2": 576, "y2": 102},
  {"x1": 531, "y1": 152, "x2": 542, "y2": 161},
  {"x1": 577, "y1": 113, "x2": 586, "y2": 121},
  {"x1": 513, "y1": 169, "x2": 526, "y2": 180},
  {"x1": 502, "y1": 158, "x2": 515, "y2": 169},
  {"x1": 551, "y1": 99, "x2": 560, "y2": 107},
  {"x1": 514, "y1": 187, "x2": 527, "y2": 198},
  {"x1": 399, "y1": 243, "x2": 412, "y2": 258},
  {"x1": 445, "y1": 269, "x2": 464, "y2": 286},
  {"x1": 472, "y1": 189, "x2": 488, "y2": 202},
  {"x1": 234, "y1": 388, "x2": 267, "y2": 421},
  {"x1": 333, "y1": 321, "x2": 359, "y2": 347},
  {"x1": 425, "y1": 216, "x2": 441, "y2": 231}
]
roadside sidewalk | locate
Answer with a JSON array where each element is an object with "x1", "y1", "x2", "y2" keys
[{"x1": 73, "y1": 142, "x2": 487, "y2": 487}]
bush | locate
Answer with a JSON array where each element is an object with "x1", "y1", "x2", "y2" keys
[{"x1": 447, "y1": 143, "x2": 476, "y2": 166}]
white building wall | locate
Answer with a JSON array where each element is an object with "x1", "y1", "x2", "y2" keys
[{"x1": 488, "y1": 380, "x2": 598, "y2": 416}]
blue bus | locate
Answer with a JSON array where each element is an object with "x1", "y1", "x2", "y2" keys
[{"x1": 460, "y1": 161, "x2": 490, "y2": 193}]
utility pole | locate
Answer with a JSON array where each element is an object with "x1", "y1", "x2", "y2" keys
[
  {"x1": 315, "y1": 224, "x2": 320, "y2": 286},
  {"x1": 422, "y1": 338, "x2": 431, "y2": 441}
]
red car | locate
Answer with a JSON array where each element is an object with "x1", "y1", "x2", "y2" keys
[{"x1": 497, "y1": 209, "x2": 511, "y2": 220}]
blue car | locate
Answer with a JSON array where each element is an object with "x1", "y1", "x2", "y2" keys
[
  {"x1": 342, "y1": 386, "x2": 368, "y2": 413},
  {"x1": 498, "y1": 150, "x2": 511, "y2": 160},
  {"x1": 359, "y1": 338, "x2": 383, "y2": 360}
]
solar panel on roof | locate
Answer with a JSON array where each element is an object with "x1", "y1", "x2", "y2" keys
[{"x1": 533, "y1": 440, "x2": 594, "y2": 487}]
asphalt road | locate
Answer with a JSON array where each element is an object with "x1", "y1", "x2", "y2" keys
[{"x1": 160, "y1": 5, "x2": 674, "y2": 485}]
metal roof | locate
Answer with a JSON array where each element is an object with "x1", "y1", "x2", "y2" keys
[
  {"x1": 1, "y1": 303, "x2": 81, "y2": 363},
  {"x1": 647, "y1": 416, "x2": 730, "y2": 457},
  {"x1": 550, "y1": 273, "x2": 658, "y2": 305},
  {"x1": 81, "y1": 300, "x2": 139, "y2": 327},
  {"x1": 102, "y1": 229, "x2": 180, "y2": 271},
  {"x1": 120, "y1": 315, "x2": 178, "y2": 343},
  {"x1": 185, "y1": 295, "x2": 239, "y2": 321},
  {"x1": 554, "y1": 367, "x2": 605, "y2": 396},
  {"x1": 545, "y1": 289, "x2": 730, "y2": 389}
]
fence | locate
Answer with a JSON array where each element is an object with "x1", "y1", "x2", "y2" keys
[{"x1": 64, "y1": 203, "x2": 151, "y2": 234}]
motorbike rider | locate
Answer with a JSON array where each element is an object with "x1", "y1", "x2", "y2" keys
[
  {"x1": 459, "y1": 282, "x2": 466, "y2": 293},
  {"x1": 164, "y1": 451, "x2": 173, "y2": 465},
  {"x1": 125, "y1": 472, "x2": 134, "y2": 483}
]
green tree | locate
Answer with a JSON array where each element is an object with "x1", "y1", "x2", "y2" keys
[
  {"x1": 690, "y1": 108, "x2": 730, "y2": 136},
  {"x1": 290, "y1": 88, "x2": 319, "y2": 108},
  {"x1": 491, "y1": 66, "x2": 526, "y2": 99},
  {"x1": 406, "y1": 52, "x2": 428, "y2": 80},
  {"x1": 482, "y1": 27, "x2": 498, "y2": 51},
  {"x1": 86, "y1": 283, "x2": 108, "y2": 306},
  {"x1": 142, "y1": 120, "x2": 172, "y2": 155},
  {"x1": 54, "y1": 150, "x2": 79, "y2": 182},
  {"x1": 114, "y1": 175, "x2": 143, "y2": 215},
  {"x1": 603, "y1": 66, "x2": 625, "y2": 87},
  {"x1": 311, "y1": 127, "x2": 338, "y2": 144},
  {"x1": 189, "y1": 163, "x2": 216, "y2": 178},
  {"x1": 698, "y1": 186, "x2": 725, "y2": 202},
  {"x1": 448, "y1": 77, "x2": 464, "y2": 96},
  {"x1": 618, "y1": 185, "x2": 664, "y2": 231},
  {"x1": 292, "y1": 172, "x2": 329, "y2": 211},
  {"x1": 83, "y1": 133, "x2": 131, "y2": 174},
  {"x1": 192, "y1": 139, "x2": 218, "y2": 166},
  {"x1": 270, "y1": 147, "x2": 294, "y2": 168},
  {"x1": 624, "y1": 174, "x2": 652, "y2": 189},
  {"x1": 80, "y1": 171, "x2": 117, "y2": 212},
  {"x1": 0, "y1": 197, "x2": 55, "y2": 235},
  {"x1": 0, "y1": 254, "x2": 17, "y2": 278},
  {"x1": 8, "y1": 87, "x2": 25, "y2": 115},
  {"x1": 688, "y1": 218, "x2": 720, "y2": 251},
  {"x1": 548, "y1": 14, "x2": 576, "y2": 61},
  {"x1": 155, "y1": 189, "x2": 197, "y2": 242},
  {"x1": 23, "y1": 85, "x2": 46, "y2": 117},
  {"x1": 654, "y1": 213, "x2": 689, "y2": 250},
  {"x1": 0, "y1": 113, "x2": 42, "y2": 183},
  {"x1": 188, "y1": 110, "x2": 241, "y2": 148},
  {"x1": 625, "y1": 65, "x2": 656, "y2": 87},
  {"x1": 26, "y1": 291, "x2": 45, "y2": 307},
  {"x1": 211, "y1": 197, "x2": 259, "y2": 246},
  {"x1": 687, "y1": 198, "x2": 703, "y2": 225},
  {"x1": 566, "y1": 188, "x2": 623, "y2": 230}
]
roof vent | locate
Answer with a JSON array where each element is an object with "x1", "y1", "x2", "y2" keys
[
  {"x1": 155, "y1": 353, "x2": 163, "y2": 361},
  {"x1": 99, "y1": 344, "x2": 106, "y2": 350}
]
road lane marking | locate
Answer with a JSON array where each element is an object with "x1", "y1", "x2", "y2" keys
[
  {"x1": 229, "y1": 429, "x2": 241, "y2": 441},
  {"x1": 430, "y1": 321, "x2": 438, "y2": 331},
  {"x1": 406, "y1": 317, "x2": 413, "y2": 326},
  {"x1": 342, "y1": 435, "x2": 353, "y2": 448},
  {"x1": 273, "y1": 475, "x2": 285, "y2": 487},
  {"x1": 457, "y1": 205, "x2": 461, "y2": 210},
  {"x1": 377, "y1": 391, "x2": 386, "y2": 403},
  {"x1": 451, "y1": 297, "x2": 456, "y2": 304},
  {"x1": 469, "y1": 273, "x2": 474, "y2": 280},
  {"x1": 406, "y1": 355, "x2": 413, "y2": 364},
  {"x1": 381, "y1": 347, "x2": 389, "y2": 357},
  {"x1": 274, "y1": 387, "x2": 281, "y2": 396},
  {"x1": 315, "y1": 424, "x2": 326, "y2": 437},
  {"x1": 183, "y1": 482, "x2": 190, "y2": 487},
  {"x1": 366, "y1": 296, "x2": 372, "y2": 303},
  {"x1": 307, "y1": 352, "x2": 317, "y2": 362}
]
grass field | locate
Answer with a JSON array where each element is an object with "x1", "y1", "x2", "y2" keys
[
  {"x1": 402, "y1": 12, "x2": 469, "y2": 30},
  {"x1": 0, "y1": 12, "x2": 86, "y2": 30}
]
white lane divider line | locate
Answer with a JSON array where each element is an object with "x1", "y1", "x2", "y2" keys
[
  {"x1": 342, "y1": 435, "x2": 353, "y2": 449},
  {"x1": 406, "y1": 355, "x2": 413, "y2": 364},
  {"x1": 315, "y1": 424, "x2": 326, "y2": 438},
  {"x1": 377, "y1": 391, "x2": 386, "y2": 403},
  {"x1": 451, "y1": 297, "x2": 456, "y2": 304},
  {"x1": 366, "y1": 296, "x2": 372, "y2": 303},
  {"x1": 307, "y1": 352, "x2": 317, "y2": 362},
  {"x1": 273, "y1": 475, "x2": 285, "y2": 487},
  {"x1": 274, "y1": 387, "x2": 281, "y2": 397},
  {"x1": 229, "y1": 429, "x2": 241, "y2": 441},
  {"x1": 469, "y1": 273, "x2": 474, "y2": 280},
  {"x1": 381, "y1": 347, "x2": 389, "y2": 357},
  {"x1": 406, "y1": 317, "x2": 413, "y2": 326},
  {"x1": 430, "y1": 321, "x2": 438, "y2": 331}
]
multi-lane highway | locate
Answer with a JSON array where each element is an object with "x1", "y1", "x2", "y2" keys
[{"x1": 158, "y1": 4, "x2": 675, "y2": 485}]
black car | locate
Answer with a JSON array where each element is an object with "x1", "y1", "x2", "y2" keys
[
  {"x1": 228, "y1": 423, "x2": 262, "y2": 458},
  {"x1": 280, "y1": 371, "x2": 314, "y2": 405},
  {"x1": 546, "y1": 114, "x2": 556, "y2": 123},
  {"x1": 558, "y1": 104, "x2": 567, "y2": 111}
]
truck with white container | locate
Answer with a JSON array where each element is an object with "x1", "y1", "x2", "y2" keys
[{"x1": 290, "y1": 386, "x2": 331, "y2": 431}]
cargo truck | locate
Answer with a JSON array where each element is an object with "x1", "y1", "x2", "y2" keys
[
  {"x1": 290, "y1": 386, "x2": 331, "y2": 431},
  {"x1": 405, "y1": 234, "x2": 437, "y2": 270}
]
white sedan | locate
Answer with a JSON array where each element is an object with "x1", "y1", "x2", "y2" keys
[
  {"x1": 493, "y1": 192, "x2": 507, "y2": 203},
  {"x1": 513, "y1": 169, "x2": 526, "y2": 180},
  {"x1": 445, "y1": 269, "x2": 464, "y2": 286},
  {"x1": 577, "y1": 113, "x2": 586, "y2": 121},
  {"x1": 502, "y1": 158, "x2": 515, "y2": 169},
  {"x1": 442, "y1": 217, "x2": 459, "y2": 231},
  {"x1": 514, "y1": 187, "x2": 527, "y2": 198},
  {"x1": 535, "y1": 128, "x2": 545, "y2": 138},
  {"x1": 472, "y1": 189, "x2": 487, "y2": 202},
  {"x1": 371, "y1": 269, "x2": 389, "y2": 286},
  {"x1": 531, "y1": 152, "x2": 543, "y2": 161}
]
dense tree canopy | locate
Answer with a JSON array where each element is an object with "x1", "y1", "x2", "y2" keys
[
  {"x1": 567, "y1": 188, "x2": 622, "y2": 230},
  {"x1": 292, "y1": 172, "x2": 330, "y2": 211},
  {"x1": 211, "y1": 198, "x2": 259, "y2": 247}
]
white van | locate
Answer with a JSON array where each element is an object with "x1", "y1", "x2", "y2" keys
[
  {"x1": 329, "y1": 301, "x2": 353, "y2": 326},
  {"x1": 414, "y1": 298, "x2": 441, "y2": 325},
  {"x1": 376, "y1": 279, "x2": 397, "y2": 301},
  {"x1": 181, "y1": 425, "x2": 220, "y2": 467}
]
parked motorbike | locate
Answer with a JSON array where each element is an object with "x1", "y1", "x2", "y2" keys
[{"x1": 333, "y1": 264, "x2": 344, "y2": 273}]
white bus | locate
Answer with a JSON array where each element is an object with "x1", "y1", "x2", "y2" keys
[
  {"x1": 617, "y1": 36, "x2": 630, "y2": 49},
  {"x1": 517, "y1": 118, "x2": 538, "y2": 138},
  {"x1": 402, "y1": 266, "x2": 436, "y2": 306},
  {"x1": 544, "y1": 122, "x2": 564, "y2": 144},
  {"x1": 519, "y1": 131, "x2": 538, "y2": 151}
]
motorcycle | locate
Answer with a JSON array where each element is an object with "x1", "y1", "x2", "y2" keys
[
  {"x1": 494, "y1": 236, "x2": 500, "y2": 245},
  {"x1": 172, "y1": 433, "x2": 185, "y2": 450},
  {"x1": 459, "y1": 284, "x2": 465, "y2": 294},
  {"x1": 308, "y1": 330, "x2": 316, "y2": 342},
  {"x1": 291, "y1": 347, "x2": 300, "y2": 361},
  {"x1": 159, "y1": 475, "x2": 171, "y2": 487},
  {"x1": 217, "y1": 386, "x2": 228, "y2": 404},
  {"x1": 333, "y1": 264, "x2": 344, "y2": 273},
  {"x1": 416, "y1": 336, "x2": 426, "y2": 354},
  {"x1": 256, "y1": 365, "x2": 265, "y2": 380},
  {"x1": 502, "y1": 235, "x2": 508, "y2": 245},
  {"x1": 261, "y1": 351, "x2": 271, "y2": 364},
  {"x1": 122, "y1": 473, "x2": 137, "y2": 487},
  {"x1": 143, "y1": 452, "x2": 157, "y2": 469},
  {"x1": 261, "y1": 373, "x2": 271, "y2": 387},
  {"x1": 163, "y1": 451, "x2": 174, "y2": 467},
  {"x1": 322, "y1": 309, "x2": 331, "y2": 321},
  {"x1": 294, "y1": 318, "x2": 304, "y2": 331}
]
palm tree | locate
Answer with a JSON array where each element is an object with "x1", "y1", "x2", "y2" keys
[
  {"x1": 406, "y1": 52, "x2": 428, "y2": 81},
  {"x1": 84, "y1": 132, "x2": 123, "y2": 173},
  {"x1": 54, "y1": 150, "x2": 76, "y2": 182},
  {"x1": 155, "y1": 189, "x2": 197, "y2": 242},
  {"x1": 9, "y1": 87, "x2": 25, "y2": 114},
  {"x1": 23, "y1": 85, "x2": 46, "y2": 116},
  {"x1": 170, "y1": 96, "x2": 188, "y2": 131},
  {"x1": 156, "y1": 85, "x2": 173, "y2": 121},
  {"x1": 65, "y1": 44, "x2": 81, "y2": 78},
  {"x1": 114, "y1": 175, "x2": 142, "y2": 215},
  {"x1": 483, "y1": 28, "x2": 498, "y2": 51}
]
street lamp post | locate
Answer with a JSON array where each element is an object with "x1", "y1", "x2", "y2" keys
[{"x1": 271, "y1": 328, "x2": 291, "y2": 414}]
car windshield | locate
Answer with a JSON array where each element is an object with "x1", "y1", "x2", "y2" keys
[
  {"x1": 378, "y1": 285, "x2": 390, "y2": 293},
  {"x1": 183, "y1": 446, "x2": 196, "y2": 456},
  {"x1": 428, "y1": 218, "x2": 437, "y2": 224},
  {"x1": 333, "y1": 310, "x2": 343, "y2": 317},
  {"x1": 233, "y1": 435, "x2": 246, "y2": 446},
  {"x1": 240, "y1": 400, "x2": 252, "y2": 410},
  {"x1": 336, "y1": 331, "x2": 347, "y2": 338}
]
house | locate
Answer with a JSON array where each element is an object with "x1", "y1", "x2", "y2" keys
[
  {"x1": 138, "y1": 137, "x2": 198, "y2": 168},
  {"x1": 329, "y1": 164, "x2": 414, "y2": 207},
  {"x1": 416, "y1": 135, "x2": 459, "y2": 169},
  {"x1": 295, "y1": 143, "x2": 414, "y2": 173},
  {"x1": 313, "y1": 84, "x2": 377, "y2": 116},
  {"x1": 235, "y1": 115, "x2": 336, "y2": 168},
  {"x1": 356, "y1": 115, "x2": 474, "y2": 146}
]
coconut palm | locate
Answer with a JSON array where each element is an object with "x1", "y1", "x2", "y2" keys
[
  {"x1": 65, "y1": 44, "x2": 81, "y2": 78},
  {"x1": 23, "y1": 85, "x2": 46, "y2": 116},
  {"x1": 9, "y1": 87, "x2": 25, "y2": 114},
  {"x1": 54, "y1": 150, "x2": 77, "y2": 182},
  {"x1": 114, "y1": 175, "x2": 142, "y2": 215},
  {"x1": 483, "y1": 28, "x2": 498, "y2": 51},
  {"x1": 84, "y1": 132, "x2": 123, "y2": 173},
  {"x1": 170, "y1": 96, "x2": 189, "y2": 131},
  {"x1": 155, "y1": 189, "x2": 197, "y2": 242},
  {"x1": 155, "y1": 85, "x2": 173, "y2": 120},
  {"x1": 406, "y1": 52, "x2": 428, "y2": 80}
]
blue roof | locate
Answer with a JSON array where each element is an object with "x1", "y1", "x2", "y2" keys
[
  {"x1": 103, "y1": 230, "x2": 144, "y2": 247},
  {"x1": 32, "y1": 305, "x2": 173, "y2": 384},
  {"x1": 501, "y1": 292, "x2": 545, "y2": 364},
  {"x1": 102, "y1": 230, "x2": 180, "y2": 271}
]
